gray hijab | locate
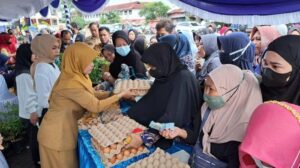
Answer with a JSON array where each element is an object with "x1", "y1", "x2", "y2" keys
[{"x1": 197, "y1": 34, "x2": 221, "y2": 83}]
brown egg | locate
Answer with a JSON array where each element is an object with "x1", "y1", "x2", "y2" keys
[
  {"x1": 109, "y1": 156, "x2": 116, "y2": 164},
  {"x1": 110, "y1": 143, "x2": 117, "y2": 150},
  {"x1": 137, "y1": 146, "x2": 144, "y2": 152},
  {"x1": 123, "y1": 150, "x2": 130, "y2": 157},
  {"x1": 103, "y1": 147, "x2": 111, "y2": 153},
  {"x1": 116, "y1": 153, "x2": 123, "y2": 160},
  {"x1": 130, "y1": 148, "x2": 137, "y2": 154}
]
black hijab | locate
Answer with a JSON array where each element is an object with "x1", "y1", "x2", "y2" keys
[
  {"x1": 110, "y1": 30, "x2": 146, "y2": 79},
  {"x1": 15, "y1": 44, "x2": 33, "y2": 76},
  {"x1": 261, "y1": 35, "x2": 300, "y2": 105},
  {"x1": 127, "y1": 43, "x2": 200, "y2": 148},
  {"x1": 128, "y1": 29, "x2": 145, "y2": 56}
]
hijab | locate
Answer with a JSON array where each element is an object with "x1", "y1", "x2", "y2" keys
[
  {"x1": 201, "y1": 64, "x2": 262, "y2": 156},
  {"x1": 110, "y1": 30, "x2": 146, "y2": 79},
  {"x1": 50, "y1": 42, "x2": 99, "y2": 98},
  {"x1": 239, "y1": 101, "x2": 300, "y2": 168},
  {"x1": 15, "y1": 44, "x2": 33, "y2": 76},
  {"x1": 30, "y1": 34, "x2": 58, "y2": 78},
  {"x1": 128, "y1": 29, "x2": 139, "y2": 43},
  {"x1": 288, "y1": 26, "x2": 300, "y2": 35},
  {"x1": 159, "y1": 33, "x2": 192, "y2": 58},
  {"x1": 197, "y1": 34, "x2": 221, "y2": 82},
  {"x1": 218, "y1": 32, "x2": 255, "y2": 72},
  {"x1": 261, "y1": 35, "x2": 300, "y2": 105},
  {"x1": 128, "y1": 43, "x2": 200, "y2": 148},
  {"x1": 272, "y1": 24, "x2": 288, "y2": 36},
  {"x1": 0, "y1": 34, "x2": 12, "y2": 54},
  {"x1": 250, "y1": 26, "x2": 280, "y2": 54}
]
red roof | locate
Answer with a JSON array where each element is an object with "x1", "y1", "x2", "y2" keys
[
  {"x1": 167, "y1": 8, "x2": 185, "y2": 14},
  {"x1": 102, "y1": 1, "x2": 146, "y2": 12}
]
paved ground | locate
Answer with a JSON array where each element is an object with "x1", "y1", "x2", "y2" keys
[{"x1": 3, "y1": 147, "x2": 35, "y2": 168}]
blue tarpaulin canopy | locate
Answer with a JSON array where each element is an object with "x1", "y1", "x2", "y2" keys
[
  {"x1": 2, "y1": 0, "x2": 300, "y2": 26},
  {"x1": 171, "y1": 0, "x2": 300, "y2": 25}
]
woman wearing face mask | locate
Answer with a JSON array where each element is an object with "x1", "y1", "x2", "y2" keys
[
  {"x1": 250, "y1": 26, "x2": 280, "y2": 74},
  {"x1": 239, "y1": 101, "x2": 300, "y2": 168},
  {"x1": 194, "y1": 34, "x2": 221, "y2": 84},
  {"x1": 217, "y1": 32, "x2": 256, "y2": 72},
  {"x1": 109, "y1": 30, "x2": 146, "y2": 80},
  {"x1": 161, "y1": 64, "x2": 262, "y2": 167},
  {"x1": 260, "y1": 35, "x2": 300, "y2": 105},
  {"x1": 126, "y1": 43, "x2": 201, "y2": 150},
  {"x1": 38, "y1": 43, "x2": 135, "y2": 168}
]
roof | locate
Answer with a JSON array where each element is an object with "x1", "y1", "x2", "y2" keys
[
  {"x1": 102, "y1": 1, "x2": 146, "y2": 13},
  {"x1": 167, "y1": 8, "x2": 185, "y2": 15}
]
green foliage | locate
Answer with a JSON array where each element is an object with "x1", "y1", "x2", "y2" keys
[
  {"x1": 139, "y1": 2, "x2": 170, "y2": 22},
  {"x1": 0, "y1": 104, "x2": 23, "y2": 141},
  {"x1": 71, "y1": 16, "x2": 86, "y2": 29},
  {"x1": 89, "y1": 57, "x2": 110, "y2": 84},
  {"x1": 99, "y1": 12, "x2": 121, "y2": 24}
]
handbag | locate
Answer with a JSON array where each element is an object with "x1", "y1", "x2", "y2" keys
[{"x1": 189, "y1": 108, "x2": 227, "y2": 168}]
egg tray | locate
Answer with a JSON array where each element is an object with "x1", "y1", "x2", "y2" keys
[
  {"x1": 88, "y1": 116, "x2": 147, "y2": 148},
  {"x1": 92, "y1": 138, "x2": 149, "y2": 167},
  {"x1": 128, "y1": 148, "x2": 190, "y2": 168},
  {"x1": 78, "y1": 103, "x2": 122, "y2": 130},
  {"x1": 113, "y1": 79, "x2": 151, "y2": 96}
]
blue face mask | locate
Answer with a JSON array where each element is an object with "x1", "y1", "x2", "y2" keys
[
  {"x1": 116, "y1": 45, "x2": 130, "y2": 57},
  {"x1": 203, "y1": 94, "x2": 225, "y2": 110}
]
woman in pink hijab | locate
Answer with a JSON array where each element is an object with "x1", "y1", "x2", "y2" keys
[
  {"x1": 239, "y1": 101, "x2": 300, "y2": 168},
  {"x1": 250, "y1": 26, "x2": 280, "y2": 74}
]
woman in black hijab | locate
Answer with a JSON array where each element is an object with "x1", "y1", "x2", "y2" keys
[
  {"x1": 109, "y1": 30, "x2": 146, "y2": 79},
  {"x1": 128, "y1": 29, "x2": 145, "y2": 56},
  {"x1": 127, "y1": 43, "x2": 201, "y2": 149},
  {"x1": 260, "y1": 35, "x2": 300, "y2": 105}
]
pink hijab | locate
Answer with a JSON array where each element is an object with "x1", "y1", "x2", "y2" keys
[
  {"x1": 201, "y1": 64, "x2": 262, "y2": 155},
  {"x1": 250, "y1": 26, "x2": 280, "y2": 54},
  {"x1": 239, "y1": 101, "x2": 300, "y2": 168}
]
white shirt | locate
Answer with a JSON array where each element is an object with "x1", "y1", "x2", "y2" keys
[
  {"x1": 16, "y1": 73, "x2": 38, "y2": 119},
  {"x1": 34, "y1": 63, "x2": 60, "y2": 113}
]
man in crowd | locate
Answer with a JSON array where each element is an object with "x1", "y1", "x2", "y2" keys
[
  {"x1": 155, "y1": 19, "x2": 176, "y2": 40},
  {"x1": 60, "y1": 30, "x2": 72, "y2": 53},
  {"x1": 71, "y1": 22, "x2": 84, "y2": 42},
  {"x1": 85, "y1": 22, "x2": 100, "y2": 45}
]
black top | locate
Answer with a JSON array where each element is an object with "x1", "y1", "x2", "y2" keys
[{"x1": 127, "y1": 43, "x2": 201, "y2": 149}]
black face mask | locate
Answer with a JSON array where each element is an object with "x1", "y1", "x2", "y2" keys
[{"x1": 262, "y1": 68, "x2": 292, "y2": 87}]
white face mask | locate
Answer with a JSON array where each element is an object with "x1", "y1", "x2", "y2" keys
[{"x1": 252, "y1": 157, "x2": 272, "y2": 168}]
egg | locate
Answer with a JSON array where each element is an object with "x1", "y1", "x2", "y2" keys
[
  {"x1": 109, "y1": 156, "x2": 116, "y2": 164},
  {"x1": 123, "y1": 150, "x2": 130, "y2": 157},
  {"x1": 103, "y1": 147, "x2": 111, "y2": 153},
  {"x1": 138, "y1": 146, "x2": 144, "y2": 152},
  {"x1": 116, "y1": 153, "x2": 123, "y2": 160},
  {"x1": 110, "y1": 143, "x2": 117, "y2": 150},
  {"x1": 130, "y1": 148, "x2": 137, "y2": 154}
]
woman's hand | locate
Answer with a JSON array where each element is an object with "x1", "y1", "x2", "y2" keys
[
  {"x1": 103, "y1": 72, "x2": 111, "y2": 81},
  {"x1": 30, "y1": 112, "x2": 39, "y2": 125},
  {"x1": 118, "y1": 89, "x2": 137, "y2": 100},
  {"x1": 125, "y1": 133, "x2": 143, "y2": 149},
  {"x1": 159, "y1": 127, "x2": 187, "y2": 139}
]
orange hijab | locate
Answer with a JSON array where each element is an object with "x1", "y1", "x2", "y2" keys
[{"x1": 50, "y1": 42, "x2": 98, "y2": 98}]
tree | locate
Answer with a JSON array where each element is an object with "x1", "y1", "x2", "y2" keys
[
  {"x1": 99, "y1": 11, "x2": 121, "y2": 24},
  {"x1": 139, "y1": 2, "x2": 170, "y2": 22},
  {"x1": 71, "y1": 16, "x2": 86, "y2": 29}
]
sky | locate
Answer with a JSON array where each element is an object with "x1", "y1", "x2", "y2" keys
[{"x1": 107, "y1": 0, "x2": 178, "y2": 9}]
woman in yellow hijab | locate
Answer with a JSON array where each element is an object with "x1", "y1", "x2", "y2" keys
[{"x1": 37, "y1": 43, "x2": 135, "y2": 168}]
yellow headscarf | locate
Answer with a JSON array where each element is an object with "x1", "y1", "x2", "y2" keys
[{"x1": 51, "y1": 42, "x2": 99, "y2": 96}]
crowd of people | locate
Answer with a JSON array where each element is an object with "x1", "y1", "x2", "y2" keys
[{"x1": 0, "y1": 19, "x2": 299, "y2": 168}]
